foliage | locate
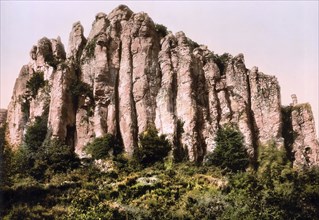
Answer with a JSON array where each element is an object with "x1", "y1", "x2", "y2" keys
[
  {"x1": 155, "y1": 23, "x2": 168, "y2": 38},
  {"x1": 213, "y1": 53, "x2": 232, "y2": 75},
  {"x1": 69, "y1": 79, "x2": 94, "y2": 110},
  {"x1": 85, "y1": 134, "x2": 123, "y2": 160},
  {"x1": 24, "y1": 116, "x2": 48, "y2": 154},
  {"x1": 205, "y1": 124, "x2": 249, "y2": 173},
  {"x1": 136, "y1": 125, "x2": 171, "y2": 166},
  {"x1": 173, "y1": 119, "x2": 189, "y2": 162},
  {"x1": 12, "y1": 115, "x2": 79, "y2": 180},
  {"x1": 26, "y1": 71, "x2": 46, "y2": 98},
  {"x1": 46, "y1": 53, "x2": 59, "y2": 69},
  {"x1": 0, "y1": 124, "x2": 13, "y2": 188},
  {"x1": 84, "y1": 39, "x2": 97, "y2": 59},
  {"x1": 188, "y1": 38, "x2": 200, "y2": 48},
  {"x1": 2, "y1": 147, "x2": 319, "y2": 219},
  {"x1": 2, "y1": 125, "x2": 319, "y2": 219},
  {"x1": 221, "y1": 144, "x2": 319, "y2": 220},
  {"x1": 281, "y1": 106, "x2": 297, "y2": 162}
]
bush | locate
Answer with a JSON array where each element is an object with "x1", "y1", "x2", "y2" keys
[
  {"x1": 70, "y1": 80, "x2": 93, "y2": 109},
  {"x1": 155, "y1": 23, "x2": 168, "y2": 38},
  {"x1": 205, "y1": 124, "x2": 249, "y2": 173},
  {"x1": 84, "y1": 39, "x2": 97, "y2": 59},
  {"x1": 85, "y1": 134, "x2": 122, "y2": 160},
  {"x1": 26, "y1": 71, "x2": 46, "y2": 98},
  {"x1": 0, "y1": 124, "x2": 13, "y2": 187},
  {"x1": 24, "y1": 116, "x2": 48, "y2": 154},
  {"x1": 213, "y1": 53, "x2": 232, "y2": 75},
  {"x1": 44, "y1": 139, "x2": 80, "y2": 174},
  {"x1": 136, "y1": 125, "x2": 171, "y2": 166}
]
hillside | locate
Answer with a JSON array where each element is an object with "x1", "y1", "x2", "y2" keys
[{"x1": 1, "y1": 5, "x2": 319, "y2": 219}]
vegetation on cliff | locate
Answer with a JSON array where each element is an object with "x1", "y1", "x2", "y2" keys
[{"x1": 1, "y1": 125, "x2": 318, "y2": 219}]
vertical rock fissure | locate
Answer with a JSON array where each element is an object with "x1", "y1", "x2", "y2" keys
[
  {"x1": 214, "y1": 85, "x2": 222, "y2": 126},
  {"x1": 224, "y1": 89, "x2": 233, "y2": 120},
  {"x1": 246, "y1": 72, "x2": 259, "y2": 167},
  {"x1": 114, "y1": 41, "x2": 123, "y2": 144},
  {"x1": 128, "y1": 38, "x2": 139, "y2": 151},
  {"x1": 192, "y1": 64, "x2": 207, "y2": 162},
  {"x1": 281, "y1": 106, "x2": 295, "y2": 162}
]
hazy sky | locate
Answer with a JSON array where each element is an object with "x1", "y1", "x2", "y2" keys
[{"x1": 1, "y1": 1, "x2": 318, "y2": 135}]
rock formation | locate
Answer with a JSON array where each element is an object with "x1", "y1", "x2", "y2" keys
[{"x1": 5, "y1": 5, "x2": 319, "y2": 167}]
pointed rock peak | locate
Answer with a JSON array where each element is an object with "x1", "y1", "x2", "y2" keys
[
  {"x1": 38, "y1": 37, "x2": 51, "y2": 47},
  {"x1": 88, "y1": 12, "x2": 109, "y2": 41},
  {"x1": 57, "y1": 36, "x2": 62, "y2": 43},
  {"x1": 35, "y1": 37, "x2": 53, "y2": 66},
  {"x1": 30, "y1": 45, "x2": 37, "y2": 60},
  {"x1": 175, "y1": 31, "x2": 188, "y2": 45},
  {"x1": 67, "y1": 21, "x2": 86, "y2": 60},
  {"x1": 108, "y1": 4, "x2": 133, "y2": 21},
  {"x1": 175, "y1": 31, "x2": 186, "y2": 38},
  {"x1": 72, "y1": 21, "x2": 84, "y2": 31},
  {"x1": 291, "y1": 94, "x2": 298, "y2": 106},
  {"x1": 95, "y1": 12, "x2": 107, "y2": 21},
  {"x1": 51, "y1": 37, "x2": 66, "y2": 61},
  {"x1": 251, "y1": 66, "x2": 258, "y2": 73},
  {"x1": 234, "y1": 53, "x2": 245, "y2": 63}
]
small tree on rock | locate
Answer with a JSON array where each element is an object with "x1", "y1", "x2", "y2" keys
[
  {"x1": 136, "y1": 125, "x2": 171, "y2": 166},
  {"x1": 205, "y1": 124, "x2": 249, "y2": 173}
]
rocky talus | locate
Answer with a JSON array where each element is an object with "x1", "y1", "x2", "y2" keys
[{"x1": 4, "y1": 5, "x2": 319, "y2": 166}]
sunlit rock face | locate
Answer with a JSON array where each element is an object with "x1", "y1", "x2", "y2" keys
[{"x1": 5, "y1": 5, "x2": 319, "y2": 167}]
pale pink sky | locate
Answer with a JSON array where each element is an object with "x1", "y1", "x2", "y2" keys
[{"x1": 1, "y1": 1, "x2": 318, "y2": 135}]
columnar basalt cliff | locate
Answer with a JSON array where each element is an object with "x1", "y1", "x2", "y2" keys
[{"x1": 5, "y1": 5, "x2": 319, "y2": 166}]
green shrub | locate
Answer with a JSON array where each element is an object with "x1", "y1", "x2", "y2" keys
[
  {"x1": 205, "y1": 124, "x2": 249, "y2": 173},
  {"x1": 155, "y1": 23, "x2": 168, "y2": 38},
  {"x1": 213, "y1": 53, "x2": 232, "y2": 75},
  {"x1": 26, "y1": 71, "x2": 46, "y2": 98},
  {"x1": 188, "y1": 38, "x2": 200, "y2": 48},
  {"x1": 44, "y1": 139, "x2": 80, "y2": 175},
  {"x1": 84, "y1": 39, "x2": 97, "y2": 59},
  {"x1": 136, "y1": 125, "x2": 171, "y2": 166},
  {"x1": 0, "y1": 124, "x2": 13, "y2": 187},
  {"x1": 85, "y1": 134, "x2": 122, "y2": 160},
  {"x1": 70, "y1": 80, "x2": 94, "y2": 109},
  {"x1": 24, "y1": 116, "x2": 48, "y2": 154}
]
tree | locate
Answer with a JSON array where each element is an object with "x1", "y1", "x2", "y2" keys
[
  {"x1": 137, "y1": 125, "x2": 171, "y2": 166},
  {"x1": 85, "y1": 134, "x2": 122, "y2": 160},
  {"x1": 26, "y1": 71, "x2": 45, "y2": 98},
  {"x1": 24, "y1": 116, "x2": 47, "y2": 154},
  {"x1": 205, "y1": 124, "x2": 249, "y2": 173}
]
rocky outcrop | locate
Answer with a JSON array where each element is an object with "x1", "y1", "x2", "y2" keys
[
  {"x1": 290, "y1": 103, "x2": 319, "y2": 167},
  {"x1": 6, "y1": 36, "x2": 67, "y2": 149},
  {"x1": 282, "y1": 96, "x2": 319, "y2": 167},
  {"x1": 5, "y1": 5, "x2": 319, "y2": 166}
]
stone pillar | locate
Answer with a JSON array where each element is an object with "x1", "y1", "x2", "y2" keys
[{"x1": 291, "y1": 94, "x2": 298, "y2": 106}]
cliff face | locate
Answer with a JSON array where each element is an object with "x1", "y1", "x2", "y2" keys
[{"x1": 5, "y1": 5, "x2": 319, "y2": 166}]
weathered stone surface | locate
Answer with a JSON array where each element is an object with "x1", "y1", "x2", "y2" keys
[
  {"x1": 155, "y1": 32, "x2": 178, "y2": 141},
  {"x1": 249, "y1": 67, "x2": 283, "y2": 146},
  {"x1": 5, "y1": 5, "x2": 319, "y2": 167},
  {"x1": 67, "y1": 21, "x2": 87, "y2": 60},
  {"x1": 48, "y1": 66, "x2": 76, "y2": 146},
  {"x1": 51, "y1": 36, "x2": 66, "y2": 61},
  {"x1": 87, "y1": 12, "x2": 108, "y2": 41},
  {"x1": 290, "y1": 103, "x2": 319, "y2": 167},
  {"x1": 6, "y1": 65, "x2": 31, "y2": 149}
]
